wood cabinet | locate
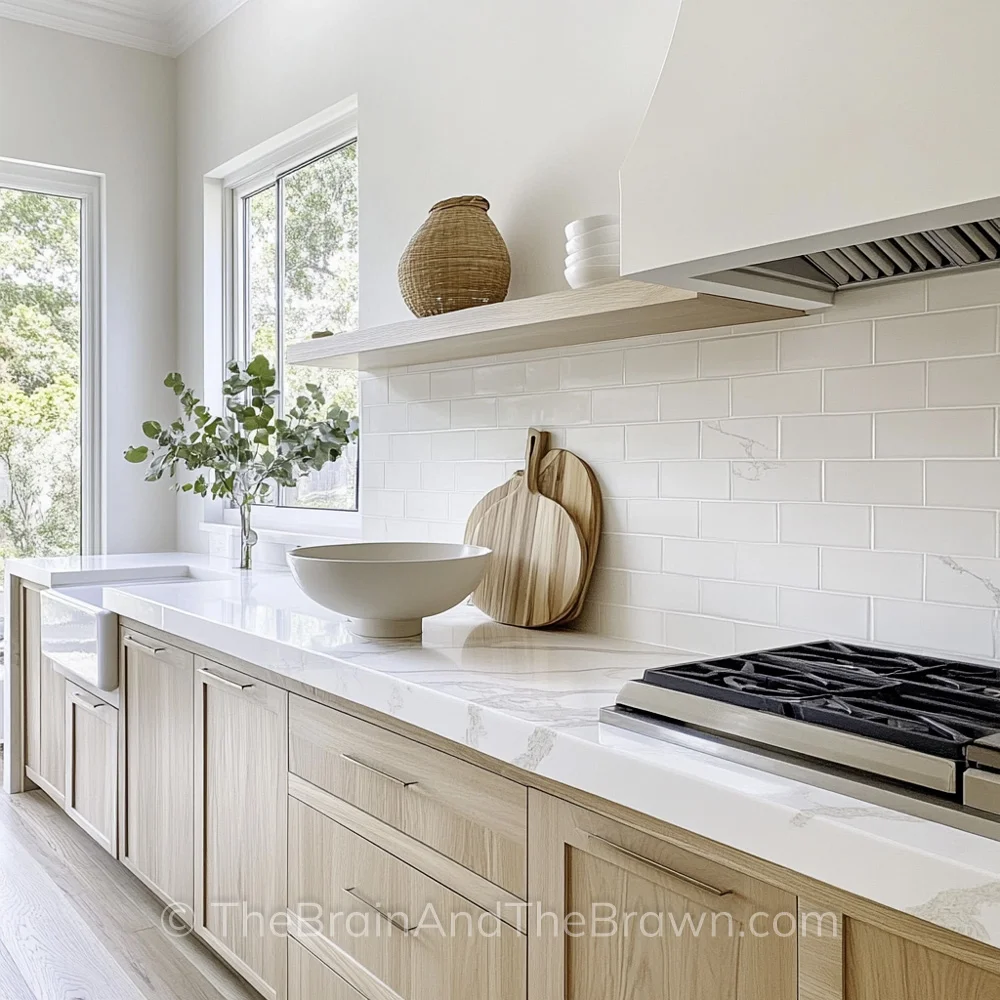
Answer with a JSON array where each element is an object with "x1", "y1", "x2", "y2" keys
[
  {"x1": 193, "y1": 657, "x2": 287, "y2": 1000},
  {"x1": 119, "y1": 630, "x2": 195, "y2": 916},
  {"x1": 64, "y1": 681, "x2": 118, "y2": 856},
  {"x1": 800, "y1": 902, "x2": 1000, "y2": 1000},
  {"x1": 288, "y1": 938, "x2": 367, "y2": 1000},
  {"x1": 288, "y1": 795, "x2": 525, "y2": 1000},
  {"x1": 22, "y1": 583, "x2": 66, "y2": 805},
  {"x1": 289, "y1": 694, "x2": 527, "y2": 897},
  {"x1": 528, "y1": 790, "x2": 797, "y2": 1000}
]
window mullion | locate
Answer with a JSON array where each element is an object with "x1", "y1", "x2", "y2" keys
[{"x1": 275, "y1": 175, "x2": 287, "y2": 504}]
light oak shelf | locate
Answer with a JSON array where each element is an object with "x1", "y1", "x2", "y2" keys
[{"x1": 285, "y1": 279, "x2": 804, "y2": 371}]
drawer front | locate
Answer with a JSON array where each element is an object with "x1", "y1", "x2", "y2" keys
[
  {"x1": 288, "y1": 797, "x2": 525, "y2": 1000},
  {"x1": 289, "y1": 695, "x2": 526, "y2": 896},
  {"x1": 288, "y1": 938, "x2": 366, "y2": 1000}
]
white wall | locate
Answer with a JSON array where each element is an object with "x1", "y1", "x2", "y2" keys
[
  {"x1": 175, "y1": 0, "x2": 679, "y2": 550},
  {"x1": 0, "y1": 18, "x2": 177, "y2": 553}
]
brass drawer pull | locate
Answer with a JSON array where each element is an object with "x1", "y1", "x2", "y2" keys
[
  {"x1": 343, "y1": 886, "x2": 415, "y2": 934},
  {"x1": 587, "y1": 833, "x2": 732, "y2": 898},
  {"x1": 123, "y1": 635, "x2": 167, "y2": 657},
  {"x1": 340, "y1": 753, "x2": 416, "y2": 788},
  {"x1": 197, "y1": 668, "x2": 255, "y2": 693}
]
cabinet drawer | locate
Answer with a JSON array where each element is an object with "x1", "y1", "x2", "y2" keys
[
  {"x1": 65, "y1": 682, "x2": 118, "y2": 856},
  {"x1": 288, "y1": 796, "x2": 524, "y2": 1000},
  {"x1": 288, "y1": 938, "x2": 366, "y2": 1000},
  {"x1": 289, "y1": 695, "x2": 526, "y2": 896}
]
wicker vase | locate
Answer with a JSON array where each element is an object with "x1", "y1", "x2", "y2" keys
[{"x1": 398, "y1": 196, "x2": 511, "y2": 317}]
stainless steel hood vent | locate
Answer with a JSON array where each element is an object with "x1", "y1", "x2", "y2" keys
[{"x1": 746, "y1": 220, "x2": 1000, "y2": 294}]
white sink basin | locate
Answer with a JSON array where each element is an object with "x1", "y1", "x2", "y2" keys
[
  {"x1": 286, "y1": 542, "x2": 492, "y2": 638},
  {"x1": 40, "y1": 586, "x2": 119, "y2": 691}
]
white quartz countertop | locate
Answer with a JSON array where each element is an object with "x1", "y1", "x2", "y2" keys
[{"x1": 11, "y1": 552, "x2": 1000, "y2": 947}]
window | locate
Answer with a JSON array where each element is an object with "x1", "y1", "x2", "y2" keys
[
  {"x1": 0, "y1": 159, "x2": 102, "y2": 576},
  {"x1": 232, "y1": 137, "x2": 359, "y2": 511}
]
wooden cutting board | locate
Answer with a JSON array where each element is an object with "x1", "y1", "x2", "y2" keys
[
  {"x1": 464, "y1": 443, "x2": 602, "y2": 624},
  {"x1": 471, "y1": 429, "x2": 587, "y2": 627}
]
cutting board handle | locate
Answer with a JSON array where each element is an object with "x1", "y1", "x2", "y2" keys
[{"x1": 524, "y1": 427, "x2": 548, "y2": 494}]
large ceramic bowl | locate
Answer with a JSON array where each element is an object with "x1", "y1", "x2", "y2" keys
[{"x1": 286, "y1": 542, "x2": 492, "y2": 638}]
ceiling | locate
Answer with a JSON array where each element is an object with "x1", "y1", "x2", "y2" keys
[{"x1": 0, "y1": 0, "x2": 252, "y2": 55}]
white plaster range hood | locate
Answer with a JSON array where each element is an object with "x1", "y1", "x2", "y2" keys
[{"x1": 620, "y1": 0, "x2": 1000, "y2": 310}]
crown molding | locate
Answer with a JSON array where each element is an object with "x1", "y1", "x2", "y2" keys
[{"x1": 0, "y1": 0, "x2": 251, "y2": 55}]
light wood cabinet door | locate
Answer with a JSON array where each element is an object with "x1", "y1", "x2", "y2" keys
[
  {"x1": 194, "y1": 657, "x2": 287, "y2": 1000},
  {"x1": 64, "y1": 682, "x2": 118, "y2": 856},
  {"x1": 119, "y1": 630, "x2": 195, "y2": 916},
  {"x1": 800, "y1": 903, "x2": 1000, "y2": 1000},
  {"x1": 23, "y1": 584, "x2": 66, "y2": 805},
  {"x1": 288, "y1": 938, "x2": 367, "y2": 1000},
  {"x1": 528, "y1": 790, "x2": 796, "y2": 1000}
]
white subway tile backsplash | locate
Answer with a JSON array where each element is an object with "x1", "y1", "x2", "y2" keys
[
  {"x1": 662, "y1": 538, "x2": 736, "y2": 579},
  {"x1": 925, "y1": 460, "x2": 1000, "y2": 509},
  {"x1": 699, "y1": 333, "x2": 777, "y2": 377},
  {"x1": 875, "y1": 408, "x2": 994, "y2": 458},
  {"x1": 701, "y1": 579, "x2": 777, "y2": 624},
  {"x1": 823, "y1": 362, "x2": 925, "y2": 413},
  {"x1": 779, "y1": 589, "x2": 869, "y2": 639},
  {"x1": 873, "y1": 506, "x2": 996, "y2": 557},
  {"x1": 658, "y1": 379, "x2": 730, "y2": 420},
  {"x1": 627, "y1": 499, "x2": 699, "y2": 537},
  {"x1": 927, "y1": 354, "x2": 1000, "y2": 407},
  {"x1": 820, "y1": 548, "x2": 923, "y2": 599},
  {"x1": 498, "y1": 391, "x2": 591, "y2": 427},
  {"x1": 560, "y1": 351, "x2": 624, "y2": 388},
  {"x1": 876, "y1": 308, "x2": 996, "y2": 363},
  {"x1": 873, "y1": 598, "x2": 996, "y2": 658},
  {"x1": 565, "y1": 426, "x2": 626, "y2": 462},
  {"x1": 732, "y1": 461, "x2": 822, "y2": 502},
  {"x1": 450, "y1": 397, "x2": 497, "y2": 428},
  {"x1": 924, "y1": 554, "x2": 1000, "y2": 607},
  {"x1": 626, "y1": 423, "x2": 699, "y2": 460},
  {"x1": 388, "y1": 373, "x2": 431, "y2": 402},
  {"x1": 824, "y1": 461, "x2": 923, "y2": 505},
  {"x1": 779, "y1": 321, "x2": 872, "y2": 371},
  {"x1": 701, "y1": 418, "x2": 777, "y2": 459},
  {"x1": 597, "y1": 462, "x2": 660, "y2": 499},
  {"x1": 736, "y1": 542, "x2": 819, "y2": 588},
  {"x1": 592, "y1": 385, "x2": 658, "y2": 424},
  {"x1": 660, "y1": 461, "x2": 731, "y2": 500},
  {"x1": 360, "y1": 268, "x2": 1000, "y2": 660},
  {"x1": 779, "y1": 503, "x2": 871, "y2": 548},
  {"x1": 625, "y1": 341, "x2": 698, "y2": 384},
  {"x1": 630, "y1": 571, "x2": 699, "y2": 613},
  {"x1": 781, "y1": 414, "x2": 873, "y2": 459},
  {"x1": 430, "y1": 368, "x2": 473, "y2": 399},
  {"x1": 407, "y1": 400, "x2": 450, "y2": 430},
  {"x1": 701, "y1": 501, "x2": 777, "y2": 543},
  {"x1": 731, "y1": 370, "x2": 821, "y2": 416}
]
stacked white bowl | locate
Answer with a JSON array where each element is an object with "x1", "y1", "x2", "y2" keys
[{"x1": 564, "y1": 213, "x2": 621, "y2": 289}]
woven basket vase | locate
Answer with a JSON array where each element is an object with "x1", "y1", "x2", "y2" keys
[{"x1": 398, "y1": 195, "x2": 511, "y2": 317}]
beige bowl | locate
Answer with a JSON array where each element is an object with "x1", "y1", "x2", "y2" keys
[{"x1": 286, "y1": 542, "x2": 492, "y2": 638}]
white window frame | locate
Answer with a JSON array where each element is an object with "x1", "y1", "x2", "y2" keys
[
  {"x1": 221, "y1": 100, "x2": 361, "y2": 537},
  {"x1": 0, "y1": 157, "x2": 105, "y2": 556}
]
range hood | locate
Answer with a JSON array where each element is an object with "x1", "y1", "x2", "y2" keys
[{"x1": 620, "y1": 0, "x2": 1000, "y2": 310}]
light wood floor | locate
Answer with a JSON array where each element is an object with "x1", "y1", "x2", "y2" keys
[{"x1": 0, "y1": 771, "x2": 260, "y2": 1000}]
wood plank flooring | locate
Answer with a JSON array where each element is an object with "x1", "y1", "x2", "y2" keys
[{"x1": 0, "y1": 777, "x2": 261, "y2": 1000}]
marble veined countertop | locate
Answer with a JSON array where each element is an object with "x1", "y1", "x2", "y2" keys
[{"x1": 9, "y1": 552, "x2": 1000, "y2": 947}]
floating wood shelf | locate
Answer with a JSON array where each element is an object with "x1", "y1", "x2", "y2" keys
[{"x1": 286, "y1": 280, "x2": 804, "y2": 371}]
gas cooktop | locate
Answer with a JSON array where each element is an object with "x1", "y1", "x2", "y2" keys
[{"x1": 605, "y1": 641, "x2": 1000, "y2": 832}]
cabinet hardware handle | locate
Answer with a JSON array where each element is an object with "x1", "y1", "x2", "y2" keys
[
  {"x1": 72, "y1": 692, "x2": 109, "y2": 716},
  {"x1": 123, "y1": 635, "x2": 167, "y2": 657},
  {"x1": 197, "y1": 668, "x2": 254, "y2": 693},
  {"x1": 586, "y1": 834, "x2": 732, "y2": 898},
  {"x1": 343, "y1": 887, "x2": 415, "y2": 934},
  {"x1": 340, "y1": 753, "x2": 416, "y2": 788}
]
